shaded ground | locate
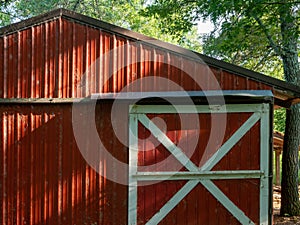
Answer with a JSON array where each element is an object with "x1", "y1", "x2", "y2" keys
[{"x1": 273, "y1": 185, "x2": 300, "y2": 225}]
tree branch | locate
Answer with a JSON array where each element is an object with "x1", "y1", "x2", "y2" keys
[
  {"x1": 253, "y1": 48, "x2": 272, "y2": 70},
  {"x1": 253, "y1": 16, "x2": 282, "y2": 56},
  {"x1": 73, "y1": 0, "x2": 81, "y2": 11}
]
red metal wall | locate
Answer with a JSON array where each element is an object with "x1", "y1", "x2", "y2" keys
[
  {"x1": 0, "y1": 18, "x2": 271, "y2": 99},
  {"x1": 0, "y1": 104, "x2": 262, "y2": 225},
  {"x1": 0, "y1": 103, "x2": 128, "y2": 225},
  {"x1": 0, "y1": 16, "x2": 272, "y2": 225}
]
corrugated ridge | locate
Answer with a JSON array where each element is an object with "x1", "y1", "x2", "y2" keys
[
  {"x1": 0, "y1": 104, "x2": 127, "y2": 225},
  {"x1": 0, "y1": 18, "x2": 271, "y2": 99}
]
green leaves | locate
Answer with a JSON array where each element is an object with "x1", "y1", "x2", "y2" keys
[
  {"x1": 0, "y1": 0, "x2": 202, "y2": 49},
  {"x1": 274, "y1": 108, "x2": 286, "y2": 133},
  {"x1": 143, "y1": 0, "x2": 299, "y2": 144}
]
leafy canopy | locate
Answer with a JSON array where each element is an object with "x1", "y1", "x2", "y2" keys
[
  {"x1": 0, "y1": 0, "x2": 202, "y2": 51},
  {"x1": 145, "y1": 0, "x2": 299, "y2": 76},
  {"x1": 145, "y1": 0, "x2": 300, "y2": 135}
]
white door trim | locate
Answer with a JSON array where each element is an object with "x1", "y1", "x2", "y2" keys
[{"x1": 128, "y1": 104, "x2": 270, "y2": 225}]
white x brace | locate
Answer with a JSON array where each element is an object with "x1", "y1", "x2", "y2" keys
[{"x1": 128, "y1": 104, "x2": 270, "y2": 225}]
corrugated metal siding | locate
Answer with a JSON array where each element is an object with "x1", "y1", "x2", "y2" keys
[
  {"x1": 0, "y1": 18, "x2": 272, "y2": 99},
  {"x1": 0, "y1": 16, "x2": 272, "y2": 225},
  {"x1": 0, "y1": 104, "x2": 127, "y2": 225},
  {"x1": 137, "y1": 113, "x2": 260, "y2": 224}
]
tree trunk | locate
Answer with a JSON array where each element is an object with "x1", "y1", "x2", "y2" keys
[
  {"x1": 279, "y1": 3, "x2": 300, "y2": 216},
  {"x1": 279, "y1": 51, "x2": 300, "y2": 216},
  {"x1": 281, "y1": 104, "x2": 300, "y2": 215}
]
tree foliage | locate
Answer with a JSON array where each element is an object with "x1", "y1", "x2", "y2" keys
[
  {"x1": 274, "y1": 108, "x2": 286, "y2": 133},
  {"x1": 0, "y1": 0, "x2": 202, "y2": 51},
  {"x1": 146, "y1": 1, "x2": 299, "y2": 70},
  {"x1": 145, "y1": 0, "x2": 300, "y2": 216},
  {"x1": 0, "y1": 0, "x2": 14, "y2": 26}
]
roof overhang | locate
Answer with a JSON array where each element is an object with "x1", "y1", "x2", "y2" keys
[
  {"x1": 91, "y1": 90, "x2": 274, "y2": 105},
  {"x1": 273, "y1": 89, "x2": 300, "y2": 108}
]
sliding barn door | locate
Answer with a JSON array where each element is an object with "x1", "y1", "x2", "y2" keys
[{"x1": 128, "y1": 104, "x2": 270, "y2": 225}]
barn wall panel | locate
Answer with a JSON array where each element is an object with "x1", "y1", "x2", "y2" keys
[
  {"x1": 0, "y1": 103, "x2": 127, "y2": 225},
  {"x1": 0, "y1": 18, "x2": 272, "y2": 99}
]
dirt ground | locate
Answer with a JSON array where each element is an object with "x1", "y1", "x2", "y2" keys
[{"x1": 273, "y1": 185, "x2": 300, "y2": 224}]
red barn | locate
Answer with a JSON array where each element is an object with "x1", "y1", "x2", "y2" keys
[{"x1": 1, "y1": 8, "x2": 300, "y2": 225}]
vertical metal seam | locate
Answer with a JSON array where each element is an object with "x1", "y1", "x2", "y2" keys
[
  {"x1": 2, "y1": 111, "x2": 7, "y2": 224},
  {"x1": 58, "y1": 18, "x2": 63, "y2": 98},
  {"x1": 17, "y1": 32, "x2": 21, "y2": 98},
  {"x1": 3, "y1": 36, "x2": 7, "y2": 98}
]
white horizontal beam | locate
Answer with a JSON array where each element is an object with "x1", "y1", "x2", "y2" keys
[
  {"x1": 130, "y1": 104, "x2": 264, "y2": 114},
  {"x1": 133, "y1": 170, "x2": 263, "y2": 181}
]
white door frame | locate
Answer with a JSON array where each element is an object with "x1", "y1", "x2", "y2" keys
[{"x1": 128, "y1": 104, "x2": 270, "y2": 225}]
